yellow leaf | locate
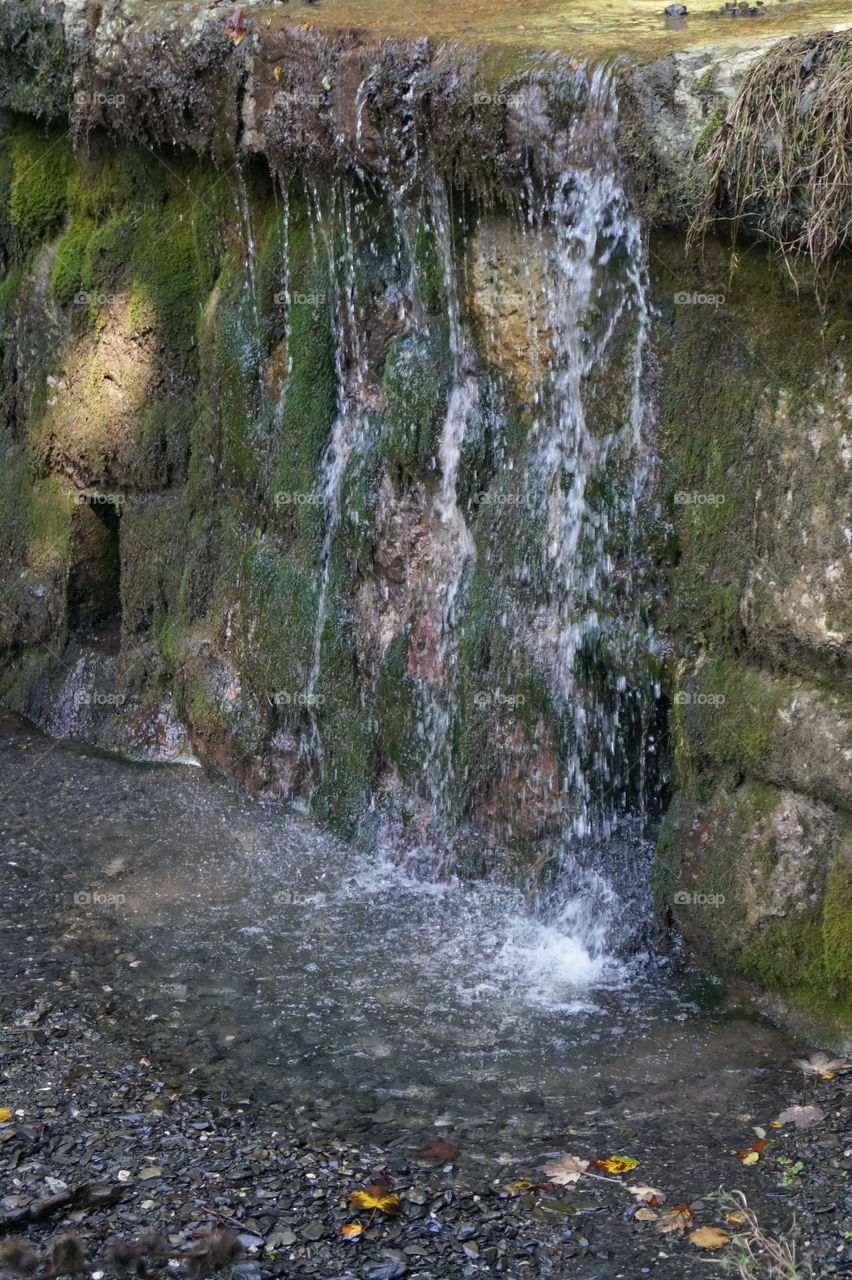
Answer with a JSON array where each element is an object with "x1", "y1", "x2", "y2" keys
[
  {"x1": 725, "y1": 1211, "x2": 747, "y2": 1227},
  {"x1": 689, "y1": 1226, "x2": 730, "y2": 1249},
  {"x1": 593, "y1": 1155, "x2": 639, "y2": 1174},
  {"x1": 340, "y1": 1223, "x2": 364, "y2": 1238},
  {"x1": 0, "y1": 1108, "x2": 12, "y2": 1124},
  {"x1": 739, "y1": 1150, "x2": 759, "y2": 1166},
  {"x1": 347, "y1": 1186, "x2": 401, "y2": 1215}
]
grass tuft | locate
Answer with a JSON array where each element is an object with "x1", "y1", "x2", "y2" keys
[{"x1": 690, "y1": 32, "x2": 852, "y2": 291}]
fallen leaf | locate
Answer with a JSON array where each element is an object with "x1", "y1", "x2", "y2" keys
[
  {"x1": 689, "y1": 1226, "x2": 729, "y2": 1249},
  {"x1": 793, "y1": 1052, "x2": 848, "y2": 1078},
  {"x1": 503, "y1": 1180, "x2": 553, "y2": 1195},
  {"x1": 418, "y1": 1139, "x2": 459, "y2": 1163},
  {"x1": 542, "y1": 1155, "x2": 589, "y2": 1185},
  {"x1": 340, "y1": 1223, "x2": 364, "y2": 1238},
  {"x1": 634, "y1": 1207, "x2": 659, "y2": 1222},
  {"x1": 752, "y1": 1126, "x2": 766, "y2": 1139},
  {"x1": 725, "y1": 1211, "x2": 747, "y2": 1227},
  {"x1": 738, "y1": 1150, "x2": 760, "y2": 1166},
  {"x1": 627, "y1": 1184, "x2": 667, "y2": 1205},
  {"x1": 347, "y1": 1186, "x2": 401, "y2": 1215},
  {"x1": 592, "y1": 1155, "x2": 639, "y2": 1175},
  {"x1": 657, "y1": 1205, "x2": 694, "y2": 1234},
  {"x1": 776, "y1": 1104, "x2": 825, "y2": 1131},
  {"x1": 0, "y1": 1108, "x2": 12, "y2": 1124}
]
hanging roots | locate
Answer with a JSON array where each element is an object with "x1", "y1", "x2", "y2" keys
[{"x1": 689, "y1": 31, "x2": 852, "y2": 285}]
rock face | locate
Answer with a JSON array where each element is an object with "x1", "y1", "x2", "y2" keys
[{"x1": 0, "y1": 1, "x2": 850, "y2": 1043}]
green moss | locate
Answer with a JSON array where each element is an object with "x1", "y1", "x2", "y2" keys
[
  {"x1": 51, "y1": 217, "x2": 95, "y2": 305},
  {"x1": 8, "y1": 123, "x2": 71, "y2": 252},
  {"x1": 381, "y1": 325, "x2": 450, "y2": 478},
  {"x1": 822, "y1": 843, "x2": 852, "y2": 994}
]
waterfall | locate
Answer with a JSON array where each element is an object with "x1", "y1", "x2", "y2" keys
[{"x1": 214, "y1": 59, "x2": 657, "y2": 958}]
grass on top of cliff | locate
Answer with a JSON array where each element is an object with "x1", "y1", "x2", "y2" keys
[{"x1": 690, "y1": 30, "x2": 852, "y2": 288}]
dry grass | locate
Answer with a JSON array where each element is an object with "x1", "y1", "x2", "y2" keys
[
  {"x1": 689, "y1": 31, "x2": 852, "y2": 289},
  {"x1": 717, "y1": 1191, "x2": 816, "y2": 1280}
]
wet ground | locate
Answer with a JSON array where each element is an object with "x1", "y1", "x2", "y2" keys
[{"x1": 1, "y1": 713, "x2": 851, "y2": 1277}]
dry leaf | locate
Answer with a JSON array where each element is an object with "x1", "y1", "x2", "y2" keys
[
  {"x1": 689, "y1": 1226, "x2": 730, "y2": 1249},
  {"x1": 340, "y1": 1224, "x2": 364, "y2": 1239},
  {"x1": 793, "y1": 1052, "x2": 848, "y2": 1078},
  {"x1": 657, "y1": 1206, "x2": 694, "y2": 1234},
  {"x1": 738, "y1": 1150, "x2": 760, "y2": 1166},
  {"x1": 418, "y1": 1139, "x2": 459, "y2": 1163},
  {"x1": 634, "y1": 1207, "x2": 659, "y2": 1222},
  {"x1": 347, "y1": 1186, "x2": 401, "y2": 1215},
  {"x1": 505, "y1": 1180, "x2": 553, "y2": 1194},
  {"x1": 0, "y1": 1108, "x2": 12, "y2": 1124},
  {"x1": 542, "y1": 1154, "x2": 589, "y2": 1185},
  {"x1": 776, "y1": 1104, "x2": 825, "y2": 1130},
  {"x1": 627, "y1": 1184, "x2": 667, "y2": 1205},
  {"x1": 725, "y1": 1211, "x2": 747, "y2": 1227},
  {"x1": 592, "y1": 1155, "x2": 639, "y2": 1175}
]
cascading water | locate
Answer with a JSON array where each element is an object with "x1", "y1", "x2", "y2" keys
[
  {"x1": 512, "y1": 62, "x2": 657, "y2": 959},
  {"x1": 249, "y1": 58, "x2": 658, "y2": 975}
]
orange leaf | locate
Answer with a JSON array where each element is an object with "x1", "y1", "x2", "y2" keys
[
  {"x1": 340, "y1": 1223, "x2": 364, "y2": 1238},
  {"x1": 347, "y1": 1186, "x2": 401, "y2": 1215},
  {"x1": 0, "y1": 1108, "x2": 12, "y2": 1124}
]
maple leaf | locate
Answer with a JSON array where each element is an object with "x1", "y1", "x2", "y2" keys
[
  {"x1": 689, "y1": 1226, "x2": 729, "y2": 1248},
  {"x1": 418, "y1": 1139, "x2": 459, "y2": 1163},
  {"x1": 776, "y1": 1104, "x2": 825, "y2": 1130},
  {"x1": 592, "y1": 1155, "x2": 639, "y2": 1175},
  {"x1": 793, "y1": 1052, "x2": 848, "y2": 1078},
  {"x1": 627, "y1": 1184, "x2": 666, "y2": 1205},
  {"x1": 340, "y1": 1224, "x2": 364, "y2": 1238},
  {"x1": 542, "y1": 1155, "x2": 589, "y2": 1185},
  {"x1": 657, "y1": 1205, "x2": 694, "y2": 1234},
  {"x1": 347, "y1": 1186, "x2": 400, "y2": 1215}
]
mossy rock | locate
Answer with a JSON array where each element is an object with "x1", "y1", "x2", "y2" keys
[{"x1": 381, "y1": 325, "x2": 451, "y2": 478}]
